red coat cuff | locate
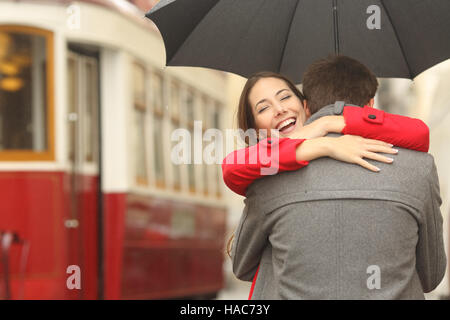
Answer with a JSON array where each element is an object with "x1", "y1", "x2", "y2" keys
[{"x1": 342, "y1": 105, "x2": 429, "y2": 152}]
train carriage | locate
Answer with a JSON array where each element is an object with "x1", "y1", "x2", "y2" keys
[{"x1": 0, "y1": 0, "x2": 228, "y2": 300}]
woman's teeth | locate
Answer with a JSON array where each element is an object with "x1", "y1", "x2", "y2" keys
[{"x1": 277, "y1": 118, "x2": 296, "y2": 131}]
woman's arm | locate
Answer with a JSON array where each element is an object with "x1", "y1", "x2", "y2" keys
[
  {"x1": 222, "y1": 106, "x2": 429, "y2": 196},
  {"x1": 222, "y1": 137, "x2": 308, "y2": 196},
  {"x1": 341, "y1": 105, "x2": 429, "y2": 152},
  {"x1": 288, "y1": 106, "x2": 429, "y2": 169},
  {"x1": 296, "y1": 135, "x2": 397, "y2": 172},
  {"x1": 222, "y1": 135, "x2": 395, "y2": 196},
  {"x1": 304, "y1": 106, "x2": 429, "y2": 152}
]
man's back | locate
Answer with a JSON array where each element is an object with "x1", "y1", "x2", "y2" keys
[{"x1": 233, "y1": 142, "x2": 446, "y2": 299}]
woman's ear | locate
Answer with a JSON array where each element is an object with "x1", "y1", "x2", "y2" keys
[
  {"x1": 368, "y1": 98, "x2": 375, "y2": 108},
  {"x1": 303, "y1": 100, "x2": 312, "y2": 118}
]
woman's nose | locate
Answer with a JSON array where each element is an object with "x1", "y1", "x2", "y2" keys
[{"x1": 274, "y1": 102, "x2": 287, "y2": 115}]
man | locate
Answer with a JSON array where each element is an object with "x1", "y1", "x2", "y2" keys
[{"x1": 231, "y1": 55, "x2": 446, "y2": 299}]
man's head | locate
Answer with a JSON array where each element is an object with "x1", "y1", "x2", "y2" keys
[{"x1": 302, "y1": 55, "x2": 379, "y2": 114}]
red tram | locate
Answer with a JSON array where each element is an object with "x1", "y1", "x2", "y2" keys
[{"x1": 0, "y1": 0, "x2": 228, "y2": 299}]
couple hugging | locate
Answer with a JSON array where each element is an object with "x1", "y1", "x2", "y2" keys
[{"x1": 221, "y1": 55, "x2": 446, "y2": 299}]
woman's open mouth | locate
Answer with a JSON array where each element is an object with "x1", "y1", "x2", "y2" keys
[{"x1": 276, "y1": 117, "x2": 297, "y2": 135}]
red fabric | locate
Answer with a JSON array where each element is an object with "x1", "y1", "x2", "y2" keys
[
  {"x1": 342, "y1": 105, "x2": 429, "y2": 152},
  {"x1": 248, "y1": 265, "x2": 260, "y2": 300},
  {"x1": 222, "y1": 106, "x2": 430, "y2": 196},
  {"x1": 222, "y1": 137, "x2": 308, "y2": 196}
]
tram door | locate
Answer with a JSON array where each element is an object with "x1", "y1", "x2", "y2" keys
[{"x1": 66, "y1": 48, "x2": 100, "y2": 299}]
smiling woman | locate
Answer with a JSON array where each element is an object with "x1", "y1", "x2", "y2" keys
[
  {"x1": 0, "y1": 25, "x2": 54, "y2": 161},
  {"x1": 237, "y1": 72, "x2": 307, "y2": 145}
]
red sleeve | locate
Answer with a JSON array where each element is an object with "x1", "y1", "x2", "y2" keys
[
  {"x1": 342, "y1": 105, "x2": 429, "y2": 152},
  {"x1": 222, "y1": 137, "x2": 308, "y2": 196}
]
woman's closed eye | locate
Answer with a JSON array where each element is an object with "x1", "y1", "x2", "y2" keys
[
  {"x1": 258, "y1": 106, "x2": 268, "y2": 113},
  {"x1": 281, "y1": 95, "x2": 291, "y2": 101}
]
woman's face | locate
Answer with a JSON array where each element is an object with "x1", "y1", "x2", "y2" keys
[{"x1": 248, "y1": 77, "x2": 307, "y2": 138}]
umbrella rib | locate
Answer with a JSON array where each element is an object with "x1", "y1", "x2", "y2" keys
[
  {"x1": 278, "y1": 0, "x2": 301, "y2": 73},
  {"x1": 332, "y1": 0, "x2": 340, "y2": 55},
  {"x1": 379, "y1": 0, "x2": 413, "y2": 78}
]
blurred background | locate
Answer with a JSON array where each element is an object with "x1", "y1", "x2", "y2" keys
[{"x1": 0, "y1": 0, "x2": 448, "y2": 300}]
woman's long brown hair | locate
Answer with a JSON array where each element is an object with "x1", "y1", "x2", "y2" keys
[{"x1": 226, "y1": 72, "x2": 305, "y2": 258}]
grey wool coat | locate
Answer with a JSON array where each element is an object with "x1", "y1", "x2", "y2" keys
[{"x1": 231, "y1": 102, "x2": 447, "y2": 300}]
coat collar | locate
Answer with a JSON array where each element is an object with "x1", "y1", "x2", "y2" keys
[{"x1": 305, "y1": 101, "x2": 362, "y2": 125}]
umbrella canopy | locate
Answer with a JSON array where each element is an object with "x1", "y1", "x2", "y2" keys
[{"x1": 146, "y1": 0, "x2": 450, "y2": 83}]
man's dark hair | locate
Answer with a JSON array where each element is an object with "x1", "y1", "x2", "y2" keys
[{"x1": 302, "y1": 55, "x2": 379, "y2": 114}]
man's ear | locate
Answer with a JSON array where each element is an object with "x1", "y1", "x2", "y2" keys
[
  {"x1": 368, "y1": 98, "x2": 375, "y2": 108},
  {"x1": 303, "y1": 100, "x2": 312, "y2": 118}
]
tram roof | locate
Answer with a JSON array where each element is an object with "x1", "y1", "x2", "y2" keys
[{"x1": 5, "y1": 0, "x2": 159, "y2": 32}]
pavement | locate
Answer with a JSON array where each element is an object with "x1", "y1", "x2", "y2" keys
[{"x1": 216, "y1": 276, "x2": 251, "y2": 300}]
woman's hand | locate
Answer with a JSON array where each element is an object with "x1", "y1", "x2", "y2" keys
[
  {"x1": 296, "y1": 135, "x2": 398, "y2": 172},
  {"x1": 288, "y1": 116, "x2": 345, "y2": 140}
]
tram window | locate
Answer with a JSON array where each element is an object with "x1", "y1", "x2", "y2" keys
[
  {"x1": 152, "y1": 73, "x2": 164, "y2": 113},
  {"x1": 134, "y1": 110, "x2": 148, "y2": 185},
  {"x1": 152, "y1": 116, "x2": 165, "y2": 187},
  {"x1": 151, "y1": 72, "x2": 165, "y2": 188},
  {"x1": 67, "y1": 57, "x2": 77, "y2": 162},
  {"x1": 84, "y1": 60, "x2": 98, "y2": 163},
  {"x1": 185, "y1": 90, "x2": 195, "y2": 130},
  {"x1": 202, "y1": 97, "x2": 211, "y2": 197},
  {"x1": 202, "y1": 97, "x2": 212, "y2": 129},
  {"x1": 214, "y1": 104, "x2": 223, "y2": 198},
  {"x1": 133, "y1": 63, "x2": 148, "y2": 185},
  {"x1": 67, "y1": 52, "x2": 99, "y2": 166},
  {"x1": 185, "y1": 90, "x2": 195, "y2": 193},
  {"x1": 133, "y1": 63, "x2": 146, "y2": 108},
  {"x1": 170, "y1": 82, "x2": 180, "y2": 121},
  {"x1": 0, "y1": 27, "x2": 53, "y2": 160},
  {"x1": 170, "y1": 81, "x2": 181, "y2": 190}
]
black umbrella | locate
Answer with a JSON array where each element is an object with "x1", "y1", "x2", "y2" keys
[{"x1": 146, "y1": 0, "x2": 450, "y2": 83}]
